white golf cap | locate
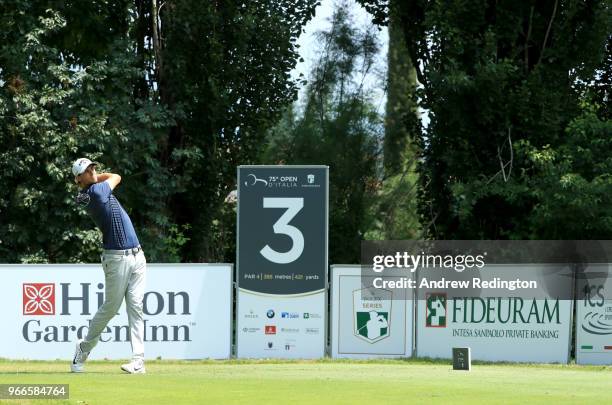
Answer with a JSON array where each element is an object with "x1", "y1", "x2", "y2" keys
[{"x1": 71, "y1": 158, "x2": 96, "y2": 177}]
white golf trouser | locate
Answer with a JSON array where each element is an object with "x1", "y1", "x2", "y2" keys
[{"x1": 81, "y1": 249, "x2": 146, "y2": 361}]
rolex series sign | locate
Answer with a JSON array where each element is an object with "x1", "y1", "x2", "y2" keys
[
  {"x1": 237, "y1": 166, "x2": 328, "y2": 358},
  {"x1": 330, "y1": 266, "x2": 413, "y2": 359}
]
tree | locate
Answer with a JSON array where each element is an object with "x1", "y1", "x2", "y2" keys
[
  {"x1": 358, "y1": 0, "x2": 612, "y2": 239},
  {"x1": 150, "y1": 0, "x2": 318, "y2": 262},
  {"x1": 0, "y1": 1, "x2": 317, "y2": 263},
  {"x1": 368, "y1": 1, "x2": 421, "y2": 240},
  {"x1": 0, "y1": 5, "x2": 171, "y2": 262},
  {"x1": 262, "y1": 2, "x2": 382, "y2": 263}
]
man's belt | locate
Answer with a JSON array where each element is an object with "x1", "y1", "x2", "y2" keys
[{"x1": 103, "y1": 245, "x2": 143, "y2": 256}]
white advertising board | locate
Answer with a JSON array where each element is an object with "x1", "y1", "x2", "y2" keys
[
  {"x1": 331, "y1": 266, "x2": 413, "y2": 358},
  {"x1": 0, "y1": 263, "x2": 232, "y2": 360},
  {"x1": 576, "y1": 263, "x2": 612, "y2": 365},
  {"x1": 237, "y1": 290, "x2": 325, "y2": 357},
  {"x1": 416, "y1": 265, "x2": 573, "y2": 363}
]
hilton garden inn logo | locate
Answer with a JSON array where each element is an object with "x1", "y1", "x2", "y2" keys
[
  {"x1": 353, "y1": 288, "x2": 391, "y2": 343},
  {"x1": 23, "y1": 283, "x2": 56, "y2": 315},
  {"x1": 426, "y1": 293, "x2": 447, "y2": 327}
]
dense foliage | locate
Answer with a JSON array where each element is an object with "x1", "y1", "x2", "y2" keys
[
  {"x1": 0, "y1": 0, "x2": 318, "y2": 262},
  {"x1": 358, "y1": 0, "x2": 611, "y2": 239},
  {"x1": 1, "y1": 0, "x2": 609, "y2": 264},
  {"x1": 261, "y1": 5, "x2": 382, "y2": 263}
]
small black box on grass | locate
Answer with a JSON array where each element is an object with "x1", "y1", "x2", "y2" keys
[{"x1": 452, "y1": 347, "x2": 471, "y2": 371}]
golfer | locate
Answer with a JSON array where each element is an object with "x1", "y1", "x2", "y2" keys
[{"x1": 70, "y1": 158, "x2": 146, "y2": 374}]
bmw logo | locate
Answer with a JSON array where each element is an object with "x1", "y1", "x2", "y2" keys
[{"x1": 266, "y1": 309, "x2": 275, "y2": 318}]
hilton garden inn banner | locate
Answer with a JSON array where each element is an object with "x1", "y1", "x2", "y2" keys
[
  {"x1": 331, "y1": 266, "x2": 413, "y2": 358},
  {"x1": 0, "y1": 264, "x2": 232, "y2": 360},
  {"x1": 416, "y1": 265, "x2": 574, "y2": 363}
]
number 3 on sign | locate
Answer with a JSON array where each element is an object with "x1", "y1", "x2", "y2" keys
[{"x1": 260, "y1": 197, "x2": 304, "y2": 264}]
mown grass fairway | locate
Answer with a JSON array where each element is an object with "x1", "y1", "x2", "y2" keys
[{"x1": 0, "y1": 358, "x2": 610, "y2": 404}]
